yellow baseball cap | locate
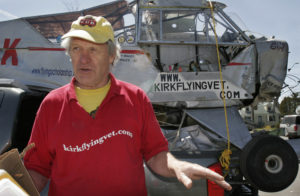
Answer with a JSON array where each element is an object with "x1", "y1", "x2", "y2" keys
[{"x1": 62, "y1": 15, "x2": 115, "y2": 43}]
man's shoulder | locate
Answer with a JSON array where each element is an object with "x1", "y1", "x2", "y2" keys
[
  {"x1": 116, "y1": 79, "x2": 146, "y2": 97},
  {"x1": 44, "y1": 83, "x2": 70, "y2": 102},
  {"x1": 114, "y1": 78, "x2": 152, "y2": 111},
  {"x1": 117, "y1": 79, "x2": 141, "y2": 90}
]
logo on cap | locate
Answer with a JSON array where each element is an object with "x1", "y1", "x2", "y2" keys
[{"x1": 80, "y1": 17, "x2": 96, "y2": 27}]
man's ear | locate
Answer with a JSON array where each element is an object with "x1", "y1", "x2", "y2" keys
[{"x1": 109, "y1": 54, "x2": 116, "y2": 65}]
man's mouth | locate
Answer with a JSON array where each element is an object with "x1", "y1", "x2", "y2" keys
[{"x1": 80, "y1": 68, "x2": 91, "y2": 72}]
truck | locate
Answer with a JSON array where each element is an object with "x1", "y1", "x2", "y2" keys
[{"x1": 0, "y1": 0, "x2": 298, "y2": 195}]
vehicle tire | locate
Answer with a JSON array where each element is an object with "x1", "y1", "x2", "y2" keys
[
  {"x1": 240, "y1": 134, "x2": 298, "y2": 192},
  {"x1": 226, "y1": 184, "x2": 258, "y2": 196}
]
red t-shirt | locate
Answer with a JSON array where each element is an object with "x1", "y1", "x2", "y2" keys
[{"x1": 24, "y1": 74, "x2": 168, "y2": 196}]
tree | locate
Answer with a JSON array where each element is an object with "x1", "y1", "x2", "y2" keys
[{"x1": 279, "y1": 93, "x2": 300, "y2": 116}]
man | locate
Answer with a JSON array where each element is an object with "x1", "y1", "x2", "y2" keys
[{"x1": 24, "y1": 15, "x2": 231, "y2": 195}]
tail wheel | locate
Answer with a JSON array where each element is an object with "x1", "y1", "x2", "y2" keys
[{"x1": 240, "y1": 134, "x2": 298, "y2": 192}]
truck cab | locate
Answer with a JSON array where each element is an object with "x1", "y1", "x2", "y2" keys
[{"x1": 0, "y1": 79, "x2": 47, "y2": 154}]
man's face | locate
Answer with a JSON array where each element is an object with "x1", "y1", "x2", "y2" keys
[{"x1": 69, "y1": 38, "x2": 115, "y2": 89}]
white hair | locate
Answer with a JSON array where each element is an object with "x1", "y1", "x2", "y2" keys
[{"x1": 61, "y1": 38, "x2": 120, "y2": 65}]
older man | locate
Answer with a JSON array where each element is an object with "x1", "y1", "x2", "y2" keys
[{"x1": 24, "y1": 15, "x2": 231, "y2": 195}]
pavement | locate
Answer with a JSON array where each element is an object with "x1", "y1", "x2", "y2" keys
[{"x1": 287, "y1": 138, "x2": 300, "y2": 160}]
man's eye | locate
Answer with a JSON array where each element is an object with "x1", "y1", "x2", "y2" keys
[
  {"x1": 71, "y1": 47, "x2": 80, "y2": 52},
  {"x1": 90, "y1": 48, "x2": 97, "y2": 53}
]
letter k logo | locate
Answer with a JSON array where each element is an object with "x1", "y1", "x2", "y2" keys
[{"x1": 1, "y1": 38, "x2": 21, "y2": 66}]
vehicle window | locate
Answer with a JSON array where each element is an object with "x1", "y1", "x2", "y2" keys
[
  {"x1": 290, "y1": 117, "x2": 296, "y2": 124},
  {"x1": 282, "y1": 117, "x2": 287, "y2": 124},
  {"x1": 139, "y1": 9, "x2": 241, "y2": 43},
  {"x1": 296, "y1": 116, "x2": 300, "y2": 124},
  {"x1": 286, "y1": 117, "x2": 293, "y2": 124},
  {"x1": 283, "y1": 117, "x2": 296, "y2": 124}
]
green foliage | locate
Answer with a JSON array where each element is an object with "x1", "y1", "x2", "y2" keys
[{"x1": 279, "y1": 95, "x2": 300, "y2": 116}]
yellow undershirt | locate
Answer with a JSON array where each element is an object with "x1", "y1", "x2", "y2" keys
[{"x1": 75, "y1": 81, "x2": 111, "y2": 114}]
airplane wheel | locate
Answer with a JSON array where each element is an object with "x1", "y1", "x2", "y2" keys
[{"x1": 240, "y1": 134, "x2": 298, "y2": 192}]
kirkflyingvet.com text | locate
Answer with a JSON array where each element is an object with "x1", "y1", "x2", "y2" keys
[
  {"x1": 63, "y1": 130, "x2": 133, "y2": 152},
  {"x1": 154, "y1": 80, "x2": 226, "y2": 92}
]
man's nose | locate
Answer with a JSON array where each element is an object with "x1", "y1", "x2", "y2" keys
[{"x1": 80, "y1": 50, "x2": 91, "y2": 64}]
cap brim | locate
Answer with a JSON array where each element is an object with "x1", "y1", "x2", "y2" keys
[{"x1": 61, "y1": 29, "x2": 109, "y2": 44}]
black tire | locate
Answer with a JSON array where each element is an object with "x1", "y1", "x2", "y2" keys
[
  {"x1": 240, "y1": 134, "x2": 298, "y2": 192},
  {"x1": 226, "y1": 184, "x2": 258, "y2": 196}
]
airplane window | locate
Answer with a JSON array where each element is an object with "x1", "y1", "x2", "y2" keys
[
  {"x1": 162, "y1": 11, "x2": 196, "y2": 42},
  {"x1": 140, "y1": 10, "x2": 160, "y2": 41}
]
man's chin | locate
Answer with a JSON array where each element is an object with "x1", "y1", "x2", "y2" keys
[{"x1": 75, "y1": 78, "x2": 93, "y2": 88}]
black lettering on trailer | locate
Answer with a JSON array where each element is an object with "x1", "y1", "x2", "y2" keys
[
  {"x1": 153, "y1": 80, "x2": 229, "y2": 93},
  {"x1": 220, "y1": 91, "x2": 240, "y2": 99},
  {"x1": 160, "y1": 73, "x2": 179, "y2": 82}
]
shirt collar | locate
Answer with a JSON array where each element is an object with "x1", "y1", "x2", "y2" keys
[{"x1": 67, "y1": 73, "x2": 122, "y2": 102}]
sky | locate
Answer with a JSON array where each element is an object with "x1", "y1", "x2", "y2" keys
[{"x1": 0, "y1": 0, "x2": 299, "y2": 101}]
